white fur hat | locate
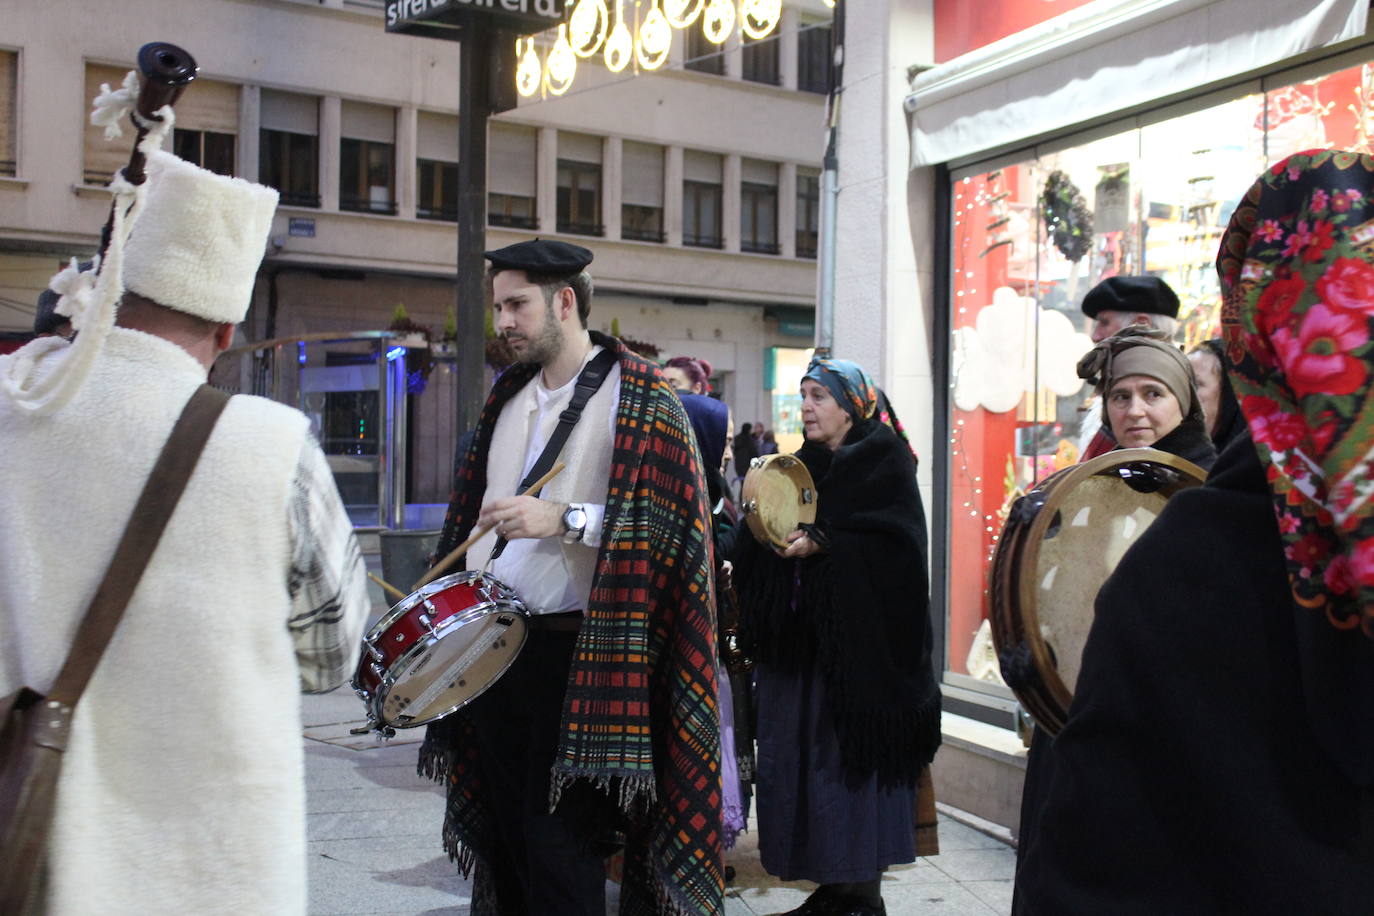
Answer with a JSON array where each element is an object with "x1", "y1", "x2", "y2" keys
[{"x1": 122, "y1": 150, "x2": 278, "y2": 323}]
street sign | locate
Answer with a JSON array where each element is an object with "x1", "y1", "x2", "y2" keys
[{"x1": 385, "y1": 0, "x2": 566, "y2": 39}]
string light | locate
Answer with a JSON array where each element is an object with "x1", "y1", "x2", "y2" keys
[
  {"x1": 545, "y1": 23, "x2": 577, "y2": 96},
  {"x1": 516, "y1": 36, "x2": 542, "y2": 97},
  {"x1": 569, "y1": 0, "x2": 610, "y2": 57},
  {"x1": 604, "y1": 0, "x2": 633, "y2": 72},
  {"x1": 664, "y1": 0, "x2": 704, "y2": 27},
  {"x1": 702, "y1": 0, "x2": 735, "y2": 44},
  {"x1": 635, "y1": 0, "x2": 672, "y2": 70},
  {"x1": 740, "y1": 0, "x2": 781, "y2": 40}
]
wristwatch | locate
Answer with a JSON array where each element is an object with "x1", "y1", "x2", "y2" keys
[{"x1": 561, "y1": 503, "x2": 588, "y2": 544}]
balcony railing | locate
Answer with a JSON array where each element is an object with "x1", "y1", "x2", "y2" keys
[
  {"x1": 683, "y1": 233, "x2": 725, "y2": 249},
  {"x1": 489, "y1": 212, "x2": 539, "y2": 230},
  {"x1": 622, "y1": 227, "x2": 667, "y2": 243},
  {"x1": 280, "y1": 190, "x2": 321, "y2": 208},
  {"x1": 742, "y1": 240, "x2": 782, "y2": 255},
  {"x1": 557, "y1": 220, "x2": 605, "y2": 237},
  {"x1": 418, "y1": 206, "x2": 458, "y2": 222},
  {"x1": 340, "y1": 196, "x2": 398, "y2": 216}
]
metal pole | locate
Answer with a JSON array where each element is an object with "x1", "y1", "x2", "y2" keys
[
  {"x1": 455, "y1": 20, "x2": 496, "y2": 446},
  {"x1": 814, "y1": 0, "x2": 844, "y2": 355}
]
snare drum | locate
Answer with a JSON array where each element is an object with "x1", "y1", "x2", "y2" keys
[
  {"x1": 739, "y1": 454, "x2": 817, "y2": 549},
  {"x1": 989, "y1": 448, "x2": 1206, "y2": 736},
  {"x1": 353, "y1": 570, "x2": 529, "y2": 734}
]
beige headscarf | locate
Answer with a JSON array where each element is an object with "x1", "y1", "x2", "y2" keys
[{"x1": 1077, "y1": 326, "x2": 1201, "y2": 424}]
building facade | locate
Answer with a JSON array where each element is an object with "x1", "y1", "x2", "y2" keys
[{"x1": 0, "y1": 0, "x2": 833, "y2": 505}]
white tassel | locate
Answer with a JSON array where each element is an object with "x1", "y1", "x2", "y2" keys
[{"x1": 90, "y1": 70, "x2": 140, "y2": 141}]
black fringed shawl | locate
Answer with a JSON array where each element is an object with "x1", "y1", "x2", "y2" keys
[
  {"x1": 735, "y1": 419, "x2": 941, "y2": 786},
  {"x1": 418, "y1": 332, "x2": 723, "y2": 916}
]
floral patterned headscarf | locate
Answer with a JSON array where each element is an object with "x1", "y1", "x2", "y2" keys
[{"x1": 1217, "y1": 148, "x2": 1374, "y2": 786}]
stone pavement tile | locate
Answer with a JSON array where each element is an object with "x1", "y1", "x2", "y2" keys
[
  {"x1": 309, "y1": 782, "x2": 443, "y2": 815},
  {"x1": 964, "y1": 879, "x2": 1014, "y2": 914},
  {"x1": 309, "y1": 805, "x2": 449, "y2": 843},
  {"x1": 927, "y1": 848, "x2": 1017, "y2": 883},
  {"x1": 308, "y1": 847, "x2": 470, "y2": 916},
  {"x1": 882, "y1": 881, "x2": 1001, "y2": 915},
  {"x1": 934, "y1": 818, "x2": 1016, "y2": 851},
  {"x1": 305, "y1": 743, "x2": 436, "y2": 793}
]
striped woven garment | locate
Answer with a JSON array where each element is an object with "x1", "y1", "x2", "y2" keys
[{"x1": 419, "y1": 331, "x2": 724, "y2": 916}]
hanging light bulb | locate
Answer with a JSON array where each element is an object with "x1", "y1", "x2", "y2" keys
[
  {"x1": 545, "y1": 23, "x2": 577, "y2": 96},
  {"x1": 740, "y1": 0, "x2": 781, "y2": 40},
  {"x1": 569, "y1": 0, "x2": 610, "y2": 58},
  {"x1": 820, "y1": 0, "x2": 835, "y2": 7},
  {"x1": 635, "y1": 0, "x2": 671, "y2": 70},
  {"x1": 663, "y1": 0, "x2": 704, "y2": 28},
  {"x1": 604, "y1": 0, "x2": 632, "y2": 73},
  {"x1": 516, "y1": 36, "x2": 542, "y2": 97},
  {"x1": 701, "y1": 0, "x2": 735, "y2": 45}
]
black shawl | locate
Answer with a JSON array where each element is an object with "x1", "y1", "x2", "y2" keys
[
  {"x1": 1013, "y1": 435, "x2": 1374, "y2": 914},
  {"x1": 1138, "y1": 413, "x2": 1218, "y2": 471},
  {"x1": 735, "y1": 419, "x2": 941, "y2": 786}
]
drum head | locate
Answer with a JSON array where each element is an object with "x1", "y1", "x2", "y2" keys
[
  {"x1": 381, "y1": 608, "x2": 527, "y2": 727},
  {"x1": 990, "y1": 449, "x2": 1206, "y2": 735},
  {"x1": 740, "y1": 454, "x2": 818, "y2": 549},
  {"x1": 361, "y1": 570, "x2": 530, "y2": 729}
]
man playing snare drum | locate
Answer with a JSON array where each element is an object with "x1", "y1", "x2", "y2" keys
[{"x1": 418, "y1": 239, "x2": 723, "y2": 915}]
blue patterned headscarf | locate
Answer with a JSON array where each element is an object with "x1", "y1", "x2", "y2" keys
[
  {"x1": 802, "y1": 356, "x2": 913, "y2": 450},
  {"x1": 803, "y1": 357, "x2": 879, "y2": 421}
]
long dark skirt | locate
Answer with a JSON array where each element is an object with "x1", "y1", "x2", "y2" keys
[{"x1": 755, "y1": 659, "x2": 918, "y2": 883}]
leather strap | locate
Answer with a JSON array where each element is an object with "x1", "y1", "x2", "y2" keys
[
  {"x1": 47, "y1": 385, "x2": 232, "y2": 707},
  {"x1": 489, "y1": 347, "x2": 617, "y2": 560}
]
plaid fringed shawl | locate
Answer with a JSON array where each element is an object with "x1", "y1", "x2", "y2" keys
[{"x1": 418, "y1": 332, "x2": 724, "y2": 916}]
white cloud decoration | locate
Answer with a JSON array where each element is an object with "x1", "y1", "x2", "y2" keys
[{"x1": 953, "y1": 286, "x2": 1094, "y2": 414}]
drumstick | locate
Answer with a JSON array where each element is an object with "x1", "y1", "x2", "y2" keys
[
  {"x1": 412, "y1": 460, "x2": 567, "y2": 591},
  {"x1": 367, "y1": 572, "x2": 407, "y2": 601}
]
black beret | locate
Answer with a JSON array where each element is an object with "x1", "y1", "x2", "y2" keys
[
  {"x1": 1081, "y1": 275, "x2": 1179, "y2": 319},
  {"x1": 484, "y1": 239, "x2": 593, "y2": 274}
]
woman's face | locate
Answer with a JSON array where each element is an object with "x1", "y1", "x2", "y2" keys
[
  {"x1": 1188, "y1": 350, "x2": 1222, "y2": 439},
  {"x1": 800, "y1": 379, "x2": 853, "y2": 451},
  {"x1": 663, "y1": 366, "x2": 703, "y2": 394},
  {"x1": 1107, "y1": 374, "x2": 1184, "y2": 448}
]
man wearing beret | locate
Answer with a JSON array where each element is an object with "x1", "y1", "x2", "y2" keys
[
  {"x1": 419, "y1": 239, "x2": 723, "y2": 915},
  {"x1": 1077, "y1": 275, "x2": 1181, "y2": 460}
]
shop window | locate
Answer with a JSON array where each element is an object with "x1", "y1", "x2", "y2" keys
[
  {"x1": 934, "y1": 59, "x2": 1374, "y2": 704},
  {"x1": 796, "y1": 168, "x2": 820, "y2": 258},
  {"x1": 490, "y1": 121, "x2": 538, "y2": 229},
  {"x1": 0, "y1": 51, "x2": 15, "y2": 177},
  {"x1": 684, "y1": 181, "x2": 723, "y2": 248},
  {"x1": 260, "y1": 90, "x2": 319, "y2": 207},
  {"x1": 417, "y1": 159, "x2": 457, "y2": 221},
  {"x1": 339, "y1": 138, "x2": 396, "y2": 214},
  {"x1": 741, "y1": 160, "x2": 779, "y2": 254},
  {"x1": 686, "y1": 27, "x2": 725, "y2": 75},
  {"x1": 173, "y1": 129, "x2": 235, "y2": 176},
  {"x1": 742, "y1": 34, "x2": 780, "y2": 85},
  {"x1": 622, "y1": 140, "x2": 665, "y2": 242},
  {"x1": 797, "y1": 23, "x2": 832, "y2": 94}
]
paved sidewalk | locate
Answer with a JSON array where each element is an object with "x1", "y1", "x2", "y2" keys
[{"x1": 304, "y1": 689, "x2": 1016, "y2": 916}]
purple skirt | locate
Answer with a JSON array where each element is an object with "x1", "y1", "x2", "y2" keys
[{"x1": 754, "y1": 659, "x2": 918, "y2": 883}]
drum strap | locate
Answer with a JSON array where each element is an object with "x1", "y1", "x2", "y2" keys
[{"x1": 489, "y1": 346, "x2": 619, "y2": 560}]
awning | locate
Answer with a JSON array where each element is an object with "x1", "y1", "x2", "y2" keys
[{"x1": 904, "y1": 0, "x2": 1369, "y2": 168}]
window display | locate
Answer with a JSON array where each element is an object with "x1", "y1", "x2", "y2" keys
[{"x1": 944, "y1": 60, "x2": 1374, "y2": 688}]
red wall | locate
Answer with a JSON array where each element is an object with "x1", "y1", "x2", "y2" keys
[{"x1": 935, "y1": 0, "x2": 1098, "y2": 63}]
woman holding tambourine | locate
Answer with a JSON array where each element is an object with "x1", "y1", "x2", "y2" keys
[{"x1": 733, "y1": 357, "x2": 941, "y2": 916}]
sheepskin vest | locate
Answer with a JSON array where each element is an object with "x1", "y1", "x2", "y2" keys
[{"x1": 0, "y1": 328, "x2": 315, "y2": 914}]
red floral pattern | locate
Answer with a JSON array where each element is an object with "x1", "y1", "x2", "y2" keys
[{"x1": 1218, "y1": 149, "x2": 1374, "y2": 640}]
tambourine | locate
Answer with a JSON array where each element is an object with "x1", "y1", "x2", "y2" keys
[
  {"x1": 739, "y1": 454, "x2": 817, "y2": 549},
  {"x1": 989, "y1": 448, "x2": 1206, "y2": 736}
]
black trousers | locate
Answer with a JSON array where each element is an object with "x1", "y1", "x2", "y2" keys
[{"x1": 466, "y1": 627, "x2": 610, "y2": 915}]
